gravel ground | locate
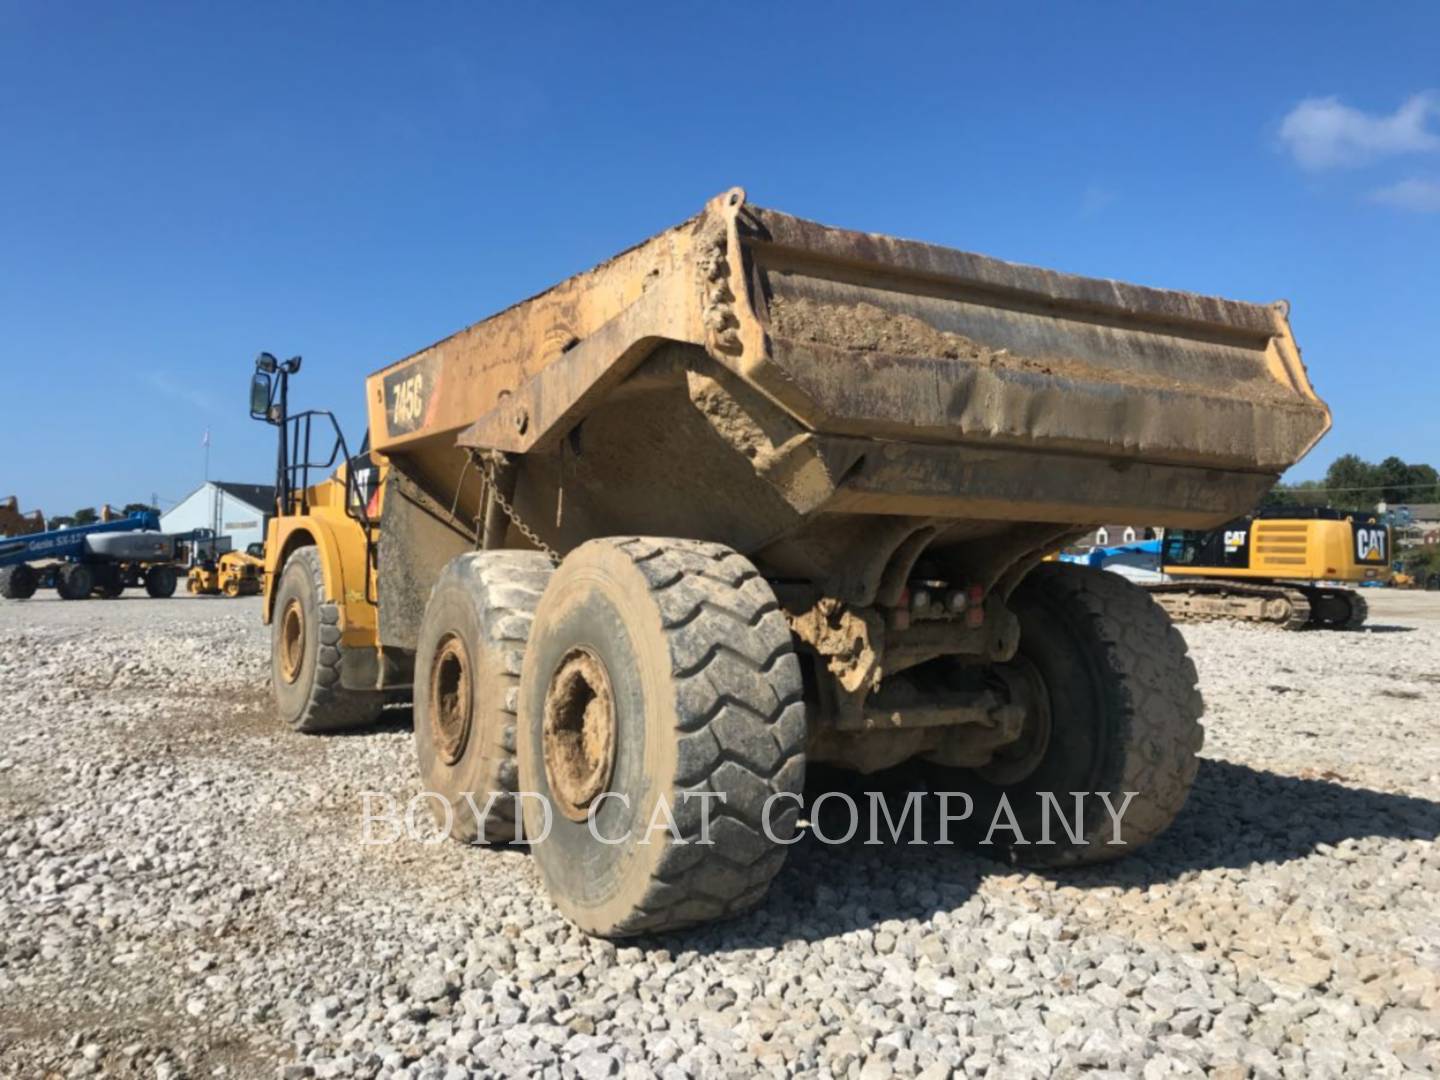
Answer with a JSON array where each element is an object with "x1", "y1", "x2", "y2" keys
[{"x1": 1, "y1": 589, "x2": 1437, "y2": 1079}]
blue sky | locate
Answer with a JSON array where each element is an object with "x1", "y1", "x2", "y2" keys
[{"x1": 2, "y1": 2, "x2": 1437, "y2": 514}]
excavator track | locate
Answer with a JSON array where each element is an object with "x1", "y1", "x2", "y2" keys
[
  {"x1": 1345, "y1": 591, "x2": 1370, "y2": 629},
  {"x1": 1145, "y1": 580, "x2": 1313, "y2": 631},
  {"x1": 1299, "y1": 586, "x2": 1369, "y2": 630}
]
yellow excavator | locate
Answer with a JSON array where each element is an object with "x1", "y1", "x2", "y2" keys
[{"x1": 1150, "y1": 508, "x2": 1390, "y2": 629}]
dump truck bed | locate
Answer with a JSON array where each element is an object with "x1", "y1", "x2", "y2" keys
[
  {"x1": 370, "y1": 186, "x2": 1326, "y2": 477},
  {"x1": 364, "y1": 188, "x2": 1329, "y2": 634}
]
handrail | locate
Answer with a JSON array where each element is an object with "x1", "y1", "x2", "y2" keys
[{"x1": 282, "y1": 410, "x2": 371, "y2": 528}]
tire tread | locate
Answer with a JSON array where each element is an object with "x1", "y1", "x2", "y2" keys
[{"x1": 1016, "y1": 563, "x2": 1204, "y2": 866}]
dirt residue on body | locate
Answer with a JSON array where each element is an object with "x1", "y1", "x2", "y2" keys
[
  {"x1": 765, "y1": 294, "x2": 1299, "y2": 404},
  {"x1": 770, "y1": 295, "x2": 1010, "y2": 365}
]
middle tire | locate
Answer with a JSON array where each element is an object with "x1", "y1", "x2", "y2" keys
[
  {"x1": 413, "y1": 550, "x2": 555, "y2": 843},
  {"x1": 518, "y1": 537, "x2": 807, "y2": 937},
  {"x1": 57, "y1": 563, "x2": 94, "y2": 600}
]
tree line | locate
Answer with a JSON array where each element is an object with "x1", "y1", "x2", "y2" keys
[{"x1": 1266, "y1": 455, "x2": 1440, "y2": 512}]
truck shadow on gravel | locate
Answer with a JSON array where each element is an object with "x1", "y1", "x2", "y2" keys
[{"x1": 664, "y1": 759, "x2": 1440, "y2": 952}]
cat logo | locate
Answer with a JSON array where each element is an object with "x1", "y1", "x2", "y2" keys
[
  {"x1": 1223, "y1": 529, "x2": 1247, "y2": 552},
  {"x1": 1355, "y1": 526, "x2": 1387, "y2": 564}
]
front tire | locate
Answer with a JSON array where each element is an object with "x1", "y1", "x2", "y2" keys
[
  {"x1": 270, "y1": 547, "x2": 382, "y2": 733},
  {"x1": 413, "y1": 551, "x2": 554, "y2": 843},
  {"x1": 0, "y1": 564, "x2": 37, "y2": 600},
  {"x1": 518, "y1": 537, "x2": 807, "y2": 937},
  {"x1": 958, "y1": 562, "x2": 1204, "y2": 866}
]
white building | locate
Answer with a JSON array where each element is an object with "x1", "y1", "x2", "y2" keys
[{"x1": 160, "y1": 481, "x2": 274, "y2": 561}]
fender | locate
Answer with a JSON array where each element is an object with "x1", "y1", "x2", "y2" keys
[{"x1": 262, "y1": 515, "x2": 377, "y2": 650}]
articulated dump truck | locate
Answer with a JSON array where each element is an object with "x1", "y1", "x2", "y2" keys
[{"x1": 253, "y1": 189, "x2": 1330, "y2": 936}]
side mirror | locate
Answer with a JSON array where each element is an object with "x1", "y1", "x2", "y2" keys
[{"x1": 250, "y1": 372, "x2": 272, "y2": 418}]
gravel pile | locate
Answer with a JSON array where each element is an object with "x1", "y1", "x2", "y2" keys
[{"x1": 1, "y1": 591, "x2": 1437, "y2": 1078}]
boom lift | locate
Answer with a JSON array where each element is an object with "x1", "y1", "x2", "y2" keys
[{"x1": 0, "y1": 511, "x2": 208, "y2": 600}]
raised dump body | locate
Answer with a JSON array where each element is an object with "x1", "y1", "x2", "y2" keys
[
  {"x1": 365, "y1": 189, "x2": 1326, "y2": 632},
  {"x1": 259, "y1": 189, "x2": 1330, "y2": 936}
]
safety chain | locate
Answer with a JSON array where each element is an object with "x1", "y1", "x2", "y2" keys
[{"x1": 478, "y1": 451, "x2": 561, "y2": 565}]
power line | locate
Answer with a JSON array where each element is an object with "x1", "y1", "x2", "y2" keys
[{"x1": 1274, "y1": 481, "x2": 1440, "y2": 495}]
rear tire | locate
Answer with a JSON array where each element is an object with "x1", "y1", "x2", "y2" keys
[
  {"x1": 0, "y1": 564, "x2": 37, "y2": 600},
  {"x1": 270, "y1": 547, "x2": 383, "y2": 733},
  {"x1": 413, "y1": 551, "x2": 554, "y2": 843},
  {"x1": 57, "y1": 563, "x2": 94, "y2": 600},
  {"x1": 954, "y1": 562, "x2": 1203, "y2": 867},
  {"x1": 518, "y1": 537, "x2": 806, "y2": 937},
  {"x1": 144, "y1": 564, "x2": 178, "y2": 598}
]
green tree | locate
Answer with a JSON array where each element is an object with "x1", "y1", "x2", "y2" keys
[
  {"x1": 1323, "y1": 454, "x2": 1380, "y2": 509},
  {"x1": 1376, "y1": 457, "x2": 1412, "y2": 503},
  {"x1": 1263, "y1": 478, "x2": 1327, "y2": 508},
  {"x1": 1400, "y1": 464, "x2": 1440, "y2": 504},
  {"x1": 122, "y1": 502, "x2": 158, "y2": 515},
  {"x1": 72, "y1": 507, "x2": 98, "y2": 525}
]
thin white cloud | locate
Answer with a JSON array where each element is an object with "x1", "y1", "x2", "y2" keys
[
  {"x1": 1079, "y1": 182, "x2": 1116, "y2": 218},
  {"x1": 1368, "y1": 177, "x2": 1440, "y2": 213},
  {"x1": 1279, "y1": 91, "x2": 1440, "y2": 170},
  {"x1": 145, "y1": 371, "x2": 216, "y2": 414}
]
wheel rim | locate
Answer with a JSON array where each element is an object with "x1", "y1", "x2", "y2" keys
[
  {"x1": 542, "y1": 647, "x2": 617, "y2": 822},
  {"x1": 976, "y1": 656, "x2": 1053, "y2": 785},
  {"x1": 429, "y1": 634, "x2": 472, "y2": 766},
  {"x1": 279, "y1": 598, "x2": 305, "y2": 684}
]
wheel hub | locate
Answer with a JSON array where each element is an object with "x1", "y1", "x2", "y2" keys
[
  {"x1": 430, "y1": 634, "x2": 472, "y2": 766},
  {"x1": 279, "y1": 598, "x2": 305, "y2": 684},
  {"x1": 542, "y1": 647, "x2": 616, "y2": 822},
  {"x1": 976, "y1": 656, "x2": 1053, "y2": 785}
]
